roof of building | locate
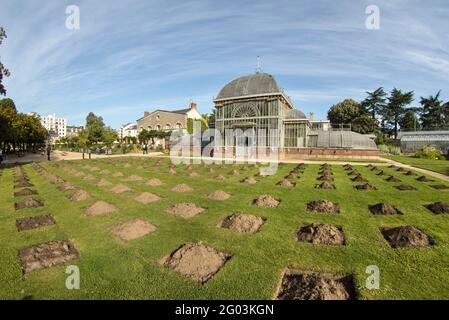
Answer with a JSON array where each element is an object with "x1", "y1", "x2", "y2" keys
[
  {"x1": 284, "y1": 108, "x2": 307, "y2": 120},
  {"x1": 215, "y1": 72, "x2": 291, "y2": 102}
]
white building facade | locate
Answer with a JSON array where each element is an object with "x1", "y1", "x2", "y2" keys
[
  {"x1": 38, "y1": 114, "x2": 67, "y2": 138},
  {"x1": 119, "y1": 123, "x2": 138, "y2": 140}
]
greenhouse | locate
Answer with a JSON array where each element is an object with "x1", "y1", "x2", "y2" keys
[{"x1": 398, "y1": 131, "x2": 449, "y2": 154}]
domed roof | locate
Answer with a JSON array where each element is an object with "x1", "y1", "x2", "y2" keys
[
  {"x1": 216, "y1": 72, "x2": 283, "y2": 100},
  {"x1": 285, "y1": 108, "x2": 307, "y2": 120}
]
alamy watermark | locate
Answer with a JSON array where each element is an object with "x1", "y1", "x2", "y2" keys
[
  {"x1": 365, "y1": 5, "x2": 380, "y2": 30},
  {"x1": 65, "y1": 265, "x2": 80, "y2": 290},
  {"x1": 66, "y1": 5, "x2": 80, "y2": 30}
]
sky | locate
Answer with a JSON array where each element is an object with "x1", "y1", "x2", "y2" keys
[{"x1": 0, "y1": 0, "x2": 448, "y2": 129}]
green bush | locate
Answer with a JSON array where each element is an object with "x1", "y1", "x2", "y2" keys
[{"x1": 415, "y1": 145, "x2": 443, "y2": 160}]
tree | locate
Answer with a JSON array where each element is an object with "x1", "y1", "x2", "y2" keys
[
  {"x1": 0, "y1": 27, "x2": 10, "y2": 96},
  {"x1": 420, "y1": 91, "x2": 448, "y2": 130},
  {"x1": 361, "y1": 87, "x2": 387, "y2": 119},
  {"x1": 381, "y1": 88, "x2": 414, "y2": 139},
  {"x1": 399, "y1": 109, "x2": 420, "y2": 131},
  {"x1": 85, "y1": 112, "x2": 105, "y2": 144},
  {"x1": 102, "y1": 127, "x2": 117, "y2": 147},
  {"x1": 327, "y1": 99, "x2": 361, "y2": 125}
]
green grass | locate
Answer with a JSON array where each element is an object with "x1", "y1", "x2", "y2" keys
[
  {"x1": 1, "y1": 157, "x2": 449, "y2": 300},
  {"x1": 384, "y1": 155, "x2": 449, "y2": 176}
]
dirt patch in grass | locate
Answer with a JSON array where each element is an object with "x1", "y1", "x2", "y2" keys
[
  {"x1": 343, "y1": 164, "x2": 353, "y2": 171},
  {"x1": 16, "y1": 214, "x2": 56, "y2": 232},
  {"x1": 190, "y1": 171, "x2": 199, "y2": 177},
  {"x1": 162, "y1": 242, "x2": 230, "y2": 284},
  {"x1": 252, "y1": 195, "x2": 280, "y2": 208},
  {"x1": 297, "y1": 223, "x2": 345, "y2": 245},
  {"x1": 97, "y1": 178, "x2": 112, "y2": 187},
  {"x1": 207, "y1": 190, "x2": 231, "y2": 200},
  {"x1": 396, "y1": 167, "x2": 405, "y2": 172},
  {"x1": 111, "y1": 184, "x2": 132, "y2": 193},
  {"x1": 381, "y1": 226, "x2": 433, "y2": 248},
  {"x1": 83, "y1": 174, "x2": 96, "y2": 181},
  {"x1": 15, "y1": 180, "x2": 33, "y2": 188},
  {"x1": 395, "y1": 185, "x2": 417, "y2": 191},
  {"x1": 73, "y1": 171, "x2": 85, "y2": 177},
  {"x1": 58, "y1": 182, "x2": 76, "y2": 191},
  {"x1": 14, "y1": 188, "x2": 37, "y2": 197},
  {"x1": 241, "y1": 176, "x2": 257, "y2": 184},
  {"x1": 277, "y1": 179, "x2": 295, "y2": 188},
  {"x1": 276, "y1": 269, "x2": 354, "y2": 300},
  {"x1": 347, "y1": 170, "x2": 358, "y2": 176},
  {"x1": 355, "y1": 183, "x2": 377, "y2": 191},
  {"x1": 404, "y1": 170, "x2": 417, "y2": 176},
  {"x1": 18, "y1": 240, "x2": 79, "y2": 274},
  {"x1": 85, "y1": 201, "x2": 119, "y2": 216},
  {"x1": 100, "y1": 169, "x2": 110, "y2": 174},
  {"x1": 134, "y1": 192, "x2": 161, "y2": 204},
  {"x1": 317, "y1": 174, "x2": 333, "y2": 182},
  {"x1": 377, "y1": 170, "x2": 389, "y2": 176},
  {"x1": 307, "y1": 200, "x2": 340, "y2": 214},
  {"x1": 218, "y1": 212, "x2": 265, "y2": 233},
  {"x1": 425, "y1": 202, "x2": 449, "y2": 214},
  {"x1": 214, "y1": 175, "x2": 226, "y2": 181},
  {"x1": 15, "y1": 198, "x2": 44, "y2": 210},
  {"x1": 369, "y1": 203, "x2": 402, "y2": 215},
  {"x1": 110, "y1": 219, "x2": 156, "y2": 241},
  {"x1": 351, "y1": 175, "x2": 367, "y2": 182},
  {"x1": 230, "y1": 169, "x2": 240, "y2": 176},
  {"x1": 171, "y1": 184, "x2": 193, "y2": 192},
  {"x1": 112, "y1": 172, "x2": 124, "y2": 177},
  {"x1": 125, "y1": 175, "x2": 143, "y2": 181},
  {"x1": 168, "y1": 168, "x2": 176, "y2": 175},
  {"x1": 68, "y1": 190, "x2": 91, "y2": 202},
  {"x1": 315, "y1": 182, "x2": 336, "y2": 190},
  {"x1": 430, "y1": 184, "x2": 449, "y2": 190},
  {"x1": 166, "y1": 203, "x2": 205, "y2": 218},
  {"x1": 145, "y1": 178, "x2": 162, "y2": 186},
  {"x1": 386, "y1": 176, "x2": 401, "y2": 182},
  {"x1": 416, "y1": 176, "x2": 434, "y2": 182}
]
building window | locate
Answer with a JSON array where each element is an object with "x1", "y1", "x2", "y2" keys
[
  {"x1": 165, "y1": 124, "x2": 171, "y2": 130},
  {"x1": 176, "y1": 122, "x2": 182, "y2": 129},
  {"x1": 156, "y1": 125, "x2": 161, "y2": 131}
]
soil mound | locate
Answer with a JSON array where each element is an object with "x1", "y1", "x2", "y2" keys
[
  {"x1": 369, "y1": 203, "x2": 401, "y2": 215},
  {"x1": 111, "y1": 184, "x2": 132, "y2": 193},
  {"x1": 241, "y1": 176, "x2": 257, "y2": 184},
  {"x1": 85, "y1": 201, "x2": 119, "y2": 216},
  {"x1": 252, "y1": 195, "x2": 280, "y2": 208},
  {"x1": 58, "y1": 182, "x2": 76, "y2": 191},
  {"x1": 110, "y1": 219, "x2": 156, "y2": 241},
  {"x1": 347, "y1": 170, "x2": 358, "y2": 176},
  {"x1": 190, "y1": 171, "x2": 199, "y2": 177},
  {"x1": 297, "y1": 223, "x2": 345, "y2": 245},
  {"x1": 381, "y1": 226, "x2": 432, "y2": 248},
  {"x1": 386, "y1": 176, "x2": 401, "y2": 182},
  {"x1": 277, "y1": 179, "x2": 295, "y2": 188},
  {"x1": 163, "y1": 242, "x2": 230, "y2": 283},
  {"x1": 69, "y1": 190, "x2": 91, "y2": 202},
  {"x1": 125, "y1": 175, "x2": 143, "y2": 181},
  {"x1": 14, "y1": 188, "x2": 37, "y2": 197},
  {"x1": 146, "y1": 178, "x2": 163, "y2": 186},
  {"x1": 425, "y1": 202, "x2": 449, "y2": 214},
  {"x1": 351, "y1": 175, "x2": 367, "y2": 182},
  {"x1": 134, "y1": 192, "x2": 161, "y2": 204},
  {"x1": 416, "y1": 176, "x2": 434, "y2": 182},
  {"x1": 315, "y1": 182, "x2": 336, "y2": 190},
  {"x1": 276, "y1": 269, "x2": 354, "y2": 300},
  {"x1": 218, "y1": 213, "x2": 265, "y2": 234},
  {"x1": 430, "y1": 184, "x2": 449, "y2": 190},
  {"x1": 395, "y1": 185, "x2": 417, "y2": 191},
  {"x1": 307, "y1": 200, "x2": 340, "y2": 214},
  {"x1": 317, "y1": 175, "x2": 333, "y2": 182},
  {"x1": 97, "y1": 178, "x2": 112, "y2": 187},
  {"x1": 355, "y1": 183, "x2": 377, "y2": 191},
  {"x1": 15, "y1": 198, "x2": 44, "y2": 210},
  {"x1": 18, "y1": 240, "x2": 79, "y2": 274},
  {"x1": 377, "y1": 170, "x2": 389, "y2": 176},
  {"x1": 207, "y1": 190, "x2": 231, "y2": 200},
  {"x1": 214, "y1": 175, "x2": 226, "y2": 181},
  {"x1": 171, "y1": 184, "x2": 193, "y2": 192},
  {"x1": 112, "y1": 172, "x2": 124, "y2": 177},
  {"x1": 404, "y1": 171, "x2": 417, "y2": 176},
  {"x1": 166, "y1": 203, "x2": 205, "y2": 218},
  {"x1": 16, "y1": 214, "x2": 56, "y2": 232}
]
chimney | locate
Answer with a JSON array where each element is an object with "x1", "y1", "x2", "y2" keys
[
  {"x1": 189, "y1": 100, "x2": 197, "y2": 111},
  {"x1": 309, "y1": 112, "x2": 314, "y2": 122},
  {"x1": 144, "y1": 111, "x2": 150, "y2": 117}
]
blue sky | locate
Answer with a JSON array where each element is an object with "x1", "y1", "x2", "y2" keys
[{"x1": 1, "y1": 0, "x2": 448, "y2": 129}]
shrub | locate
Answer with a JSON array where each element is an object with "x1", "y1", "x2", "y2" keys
[
  {"x1": 378, "y1": 144, "x2": 401, "y2": 155},
  {"x1": 415, "y1": 145, "x2": 443, "y2": 160}
]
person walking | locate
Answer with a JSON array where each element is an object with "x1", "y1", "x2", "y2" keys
[{"x1": 46, "y1": 145, "x2": 51, "y2": 161}]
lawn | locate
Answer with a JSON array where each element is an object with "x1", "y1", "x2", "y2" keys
[
  {"x1": 384, "y1": 155, "x2": 449, "y2": 176},
  {"x1": 1, "y1": 157, "x2": 449, "y2": 300}
]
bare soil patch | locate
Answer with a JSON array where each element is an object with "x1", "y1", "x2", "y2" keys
[
  {"x1": 351, "y1": 175, "x2": 367, "y2": 182},
  {"x1": 68, "y1": 190, "x2": 91, "y2": 202},
  {"x1": 110, "y1": 219, "x2": 156, "y2": 241},
  {"x1": 317, "y1": 174, "x2": 333, "y2": 182},
  {"x1": 112, "y1": 172, "x2": 124, "y2": 177},
  {"x1": 395, "y1": 185, "x2": 417, "y2": 191},
  {"x1": 134, "y1": 192, "x2": 161, "y2": 204},
  {"x1": 168, "y1": 168, "x2": 176, "y2": 175},
  {"x1": 162, "y1": 242, "x2": 230, "y2": 283},
  {"x1": 276, "y1": 269, "x2": 354, "y2": 300},
  {"x1": 58, "y1": 182, "x2": 76, "y2": 191},
  {"x1": 166, "y1": 203, "x2": 205, "y2": 218},
  {"x1": 18, "y1": 240, "x2": 79, "y2": 273},
  {"x1": 307, "y1": 200, "x2": 340, "y2": 214},
  {"x1": 416, "y1": 176, "x2": 434, "y2": 182},
  {"x1": 14, "y1": 188, "x2": 37, "y2": 197},
  {"x1": 430, "y1": 184, "x2": 449, "y2": 190},
  {"x1": 190, "y1": 171, "x2": 199, "y2": 177},
  {"x1": 214, "y1": 175, "x2": 226, "y2": 181},
  {"x1": 425, "y1": 202, "x2": 449, "y2": 214},
  {"x1": 83, "y1": 174, "x2": 96, "y2": 181},
  {"x1": 355, "y1": 183, "x2": 377, "y2": 191},
  {"x1": 15, "y1": 198, "x2": 44, "y2": 210},
  {"x1": 297, "y1": 223, "x2": 345, "y2": 245},
  {"x1": 111, "y1": 184, "x2": 132, "y2": 193},
  {"x1": 369, "y1": 203, "x2": 402, "y2": 215},
  {"x1": 230, "y1": 169, "x2": 240, "y2": 176},
  {"x1": 381, "y1": 226, "x2": 433, "y2": 248},
  {"x1": 16, "y1": 214, "x2": 56, "y2": 232},
  {"x1": 207, "y1": 190, "x2": 231, "y2": 200},
  {"x1": 347, "y1": 170, "x2": 358, "y2": 176},
  {"x1": 85, "y1": 201, "x2": 119, "y2": 216},
  {"x1": 171, "y1": 183, "x2": 193, "y2": 192},
  {"x1": 315, "y1": 182, "x2": 336, "y2": 190},
  {"x1": 146, "y1": 178, "x2": 163, "y2": 186},
  {"x1": 125, "y1": 175, "x2": 143, "y2": 181},
  {"x1": 252, "y1": 195, "x2": 280, "y2": 208},
  {"x1": 277, "y1": 179, "x2": 295, "y2": 188},
  {"x1": 218, "y1": 212, "x2": 265, "y2": 233},
  {"x1": 386, "y1": 176, "x2": 401, "y2": 182},
  {"x1": 404, "y1": 170, "x2": 417, "y2": 176},
  {"x1": 377, "y1": 170, "x2": 389, "y2": 176},
  {"x1": 15, "y1": 180, "x2": 33, "y2": 188},
  {"x1": 97, "y1": 178, "x2": 112, "y2": 187}
]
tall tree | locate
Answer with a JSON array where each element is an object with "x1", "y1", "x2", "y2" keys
[
  {"x1": 361, "y1": 87, "x2": 387, "y2": 119},
  {"x1": 420, "y1": 91, "x2": 447, "y2": 130},
  {"x1": 399, "y1": 109, "x2": 420, "y2": 131},
  {"x1": 0, "y1": 27, "x2": 10, "y2": 96},
  {"x1": 381, "y1": 88, "x2": 414, "y2": 139},
  {"x1": 327, "y1": 99, "x2": 377, "y2": 134},
  {"x1": 85, "y1": 112, "x2": 105, "y2": 144}
]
